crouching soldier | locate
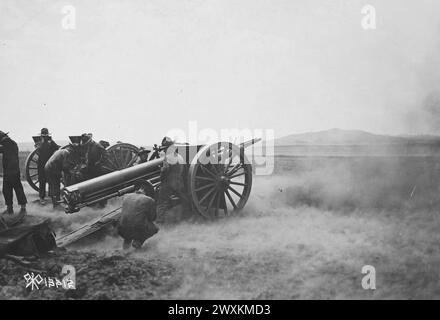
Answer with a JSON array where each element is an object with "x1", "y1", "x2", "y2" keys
[
  {"x1": 0, "y1": 131, "x2": 27, "y2": 215},
  {"x1": 44, "y1": 144, "x2": 79, "y2": 208},
  {"x1": 117, "y1": 182, "x2": 159, "y2": 250},
  {"x1": 156, "y1": 137, "x2": 191, "y2": 222}
]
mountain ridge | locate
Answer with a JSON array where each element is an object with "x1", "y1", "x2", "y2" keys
[{"x1": 274, "y1": 128, "x2": 440, "y2": 146}]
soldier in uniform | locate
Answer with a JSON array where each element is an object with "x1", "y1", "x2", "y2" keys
[
  {"x1": 117, "y1": 182, "x2": 159, "y2": 250},
  {"x1": 44, "y1": 144, "x2": 79, "y2": 208},
  {"x1": 0, "y1": 131, "x2": 27, "y2": 215},
  {"x1": 133, "y1": 147, "x2": 151, "y2": 166},
  {"x1": 156, "y1": 137, "x2": 191, "y2": 222},
  {"x1": 80, "y1": 133, "x2": 107, "y2": 179},
  {"x1": 35, "y1": 128, "x2": 60, "y2": 205}
]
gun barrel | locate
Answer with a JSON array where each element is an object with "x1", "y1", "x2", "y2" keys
[
  {"x1": 239, "y1": 138, "x2": 262, "y2": 149},
  {"x1": 62, "y1": 157, "x2": 163, "y2": 213}
]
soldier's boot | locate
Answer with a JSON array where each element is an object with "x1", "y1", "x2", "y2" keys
[
  {"x1": 122, "y1": 239, "x2": 132, "y2": 250},
  {"x1": 52, "y1": 196, "x2": 60, "y2": 209},
  {"x1": 2, "y1": 206, "x2": 14, "y2": 215},
  {"x1": 39, "y1": 198, "x2": 46, "y2": 205},
  {"x1": 132, "y1": 239, "x2": 145, "y2": 249},
  {"x1": 19, "y1": 204, "x2": 27, "y2": 214}
]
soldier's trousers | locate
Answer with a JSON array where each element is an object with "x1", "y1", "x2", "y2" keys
[
  {"x1": 38, "y1": 166, "x2": 47, "y2": 199},
  {"x1": 157, "y1": 184, "x2": 191, "y2": 221},
  {"x1": 45, "y1": 169, "x2": 62, "y2": 202},
  {"x1": 2, "y1": 174, "x2": 27, "y2": 207}
]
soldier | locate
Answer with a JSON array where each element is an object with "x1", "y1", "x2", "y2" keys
[
  {"x1": 35, "y1": 128, "x2": 59, "y2": 205},
  {"x1": 156, "y1": 137, "x2": 191, "y2": 222},
  {"x1": 0, "y1": 131, "x2": 27, "y2": 215},
  {"x1": 133, "y1": 147, "x2": 151, "y2": 166},
  {"x1": 117, "y1": 182, "x2": 159, "y2": 250},
  {"x1": 44, "y1": 144, "x2": 79, "y2": 208},
  {"x1": 80, "y1": 133, "x2": 107, "y2": 179}
]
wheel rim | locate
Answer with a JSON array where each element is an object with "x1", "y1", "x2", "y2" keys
[
  {"x1": 189, "y1": 142, "x2": 252, "y2": 219},
  {"x1": 25, "y1": 149, "x2": 40, "y2": 192},
  {"x1": 103, "y1": 143, "x2": 140, "y2": 172}
]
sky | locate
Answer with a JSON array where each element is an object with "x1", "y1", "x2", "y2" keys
[{"x1": 1, "y1": 0, "x2": 440, "y2": 145}]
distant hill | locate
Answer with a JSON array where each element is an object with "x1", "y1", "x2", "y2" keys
[{"x1": 274, "y1": 129, "x2": 440, "y2": 146}]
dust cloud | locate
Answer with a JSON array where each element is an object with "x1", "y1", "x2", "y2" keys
[{"x1": 17, "y1": 155, "x2": 440, "y2": 299}]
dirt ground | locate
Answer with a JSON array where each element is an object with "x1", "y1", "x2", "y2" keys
[{"x1": 1, "y1": 156, "x2": 440, "y2": 299}]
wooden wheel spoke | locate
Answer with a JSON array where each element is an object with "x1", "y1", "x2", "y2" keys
[
  {"x1": 225, "y1": 189, "x2": 237, "y2": 209},
  {"x1": 199, "y1": 187, "x2": 217, "y2": 205},
  {"x1": 222, "y1": 193, "x2": 228, "y2": 216},
  {"x1": 195, "y1": 182, "x2": 215, "y2": 192},
  {"x1": 123, "y1": 150, "x2": 132, "y2": 166},
  {"x1": 126, "y1": 156, "x2": 139, "y2": 167},
  {"x1": 206, "y1": 190, "x2": 218, "y2": 212},
  {"x1": 227, "y1": 163, "x2": 242, "y2": 176},
  {"x1": 195, "y1": 175, "x2": 216, "y2": 182},
  {"x1": 229, "y1": 171, "x2": 246, "y2": 179},
  {"x1": 200, "y1": 165, "x2": 217, "y2": 179},
  {"x1": 228, "y1": 186, "x2": 243, "y2": 199},
  {"x1": 215, "y1": 192, "x2": 221, "y2": 217},
  {"x1": 110, "y1": 150, "x2": 120, "y2": 168},
  {"x1": 230, "y1": 181, "x2": 247, "y2": 187},
  {"x1": 115, "y1": 150, "x2": 124, "y2": 168},
  {"x1": 108, "y1": 156, "x2": 120, "y2": 169}
]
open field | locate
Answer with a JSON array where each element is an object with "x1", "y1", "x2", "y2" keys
[{"x1": 1, "y1": 153, "x2": 440, "y2": 299}]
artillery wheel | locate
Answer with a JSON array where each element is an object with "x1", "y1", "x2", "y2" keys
[
  {"x1": 25, "y1": 149, "x2": 41, "y2": 192},
  {"x1": 103, "y1": 143, "x2": 140, "y2": 172},
  {"x1": 25, "y1": 145, "x2": 69, "y2": 192},
  {"x1": 188, "y1": 142, "x2": 253, "y2": 219}
]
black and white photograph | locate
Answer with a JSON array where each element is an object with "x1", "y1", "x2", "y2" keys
[{"x1": 1, "y1": 0, "x2": 440, "y2": 304}]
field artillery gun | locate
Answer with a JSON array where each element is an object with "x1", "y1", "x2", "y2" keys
[
  {"x1": 25, "y1": 135, "x2": 141, "y2": 192},
  {"x1": 61, "y1": 139, "x2": 261, "y2": 218},
  {"x1": 56, "y1": 139, "x2": 260, "y2": 247}
]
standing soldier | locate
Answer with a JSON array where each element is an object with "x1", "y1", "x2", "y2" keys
[
  {"x1": 0, "y1": 131, "x2": 27, "y2": 215},
  {"x1": 44, "y1": 144, "x2": 79, "y2": 208},
  {"x1": 80, "y1": 133, "x2": 107, "y2": 179},
  {"x1": 156, "y1": 137, "x2": 191, "y2": 222},
  {"x1": 36, "y1": 128, "x2": 59, "y2": 205}
]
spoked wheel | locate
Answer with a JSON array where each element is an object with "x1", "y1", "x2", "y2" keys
[
  {"x1": 25, "y1": 145, "x2": 70, "y2": 192},
  {"x1": 103, "y1": 143, "x2": 140, "y2": 172},
  {"x1": 188, "y1": 142, "x2": 253, "y2": 219},
  {"x1": 25, "y1": 149, "x2": 41, "y2": 192}
]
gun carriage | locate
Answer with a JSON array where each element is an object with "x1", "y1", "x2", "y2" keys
[{"x1": 62, "y1": 139, "x2": 261, "y2": 219}]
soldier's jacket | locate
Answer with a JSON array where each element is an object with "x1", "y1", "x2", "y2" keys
[
  {"x1": 161, "y1": 151, "x2": 185, "y2": 190},
  {"x1": 44, "y1": 149, "x2": 76, "y2": 175},
  {"x1": 82, "y1": 139, "x2": 107, "y2": 178},
  {"x1": 0, "y1": 136, "x2": 20, "y2": 179},
  {"x1": 118, "y1": 193, "x2": 158, "y2": 241},
  {"x1": 37, "y1": 139, "x2": 60, "y2": 168},
  {"x1": 83, "y1": 139, "x2": 106, "y2": 168}
]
